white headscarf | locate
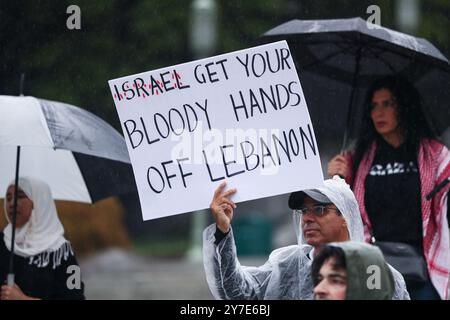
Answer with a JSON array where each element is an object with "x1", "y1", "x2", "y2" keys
[{"x1": 3, "y1": 177, "x2": 68, "y2": 258}]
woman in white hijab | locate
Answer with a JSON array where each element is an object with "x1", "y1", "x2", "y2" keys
[{"x1": 0, "y1": 177, "x2": 85, "y2": 300}]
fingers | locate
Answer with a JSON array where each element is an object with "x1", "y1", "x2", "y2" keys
[
  {"x1": 222, "y1": 188, "x2": 237, "y2": 199},
  {"x1": 211, "y1": 182, "x2": 237, "y2": 222},
  {"x1": 328, "y1": 161, "x2": 347, "y2": 170},
  {"x1": 331, "y1": 154, "x2": 347, "y2": 164},
  {"x1": 220, "y1": 203, "x2": 233, "y2": 214},
  {"x1": 211, "y1": 199, "x2": 236, "y2": 218},
  {"x1": 213, "y1": 181, "x2": 237, "y2": 201},
  {"x1": 1, "y1": 285, "x2": 11, "y2": 300},
  {"x1": 328, "y1": 154, "x2": 349, "y2": 177},
  {"x1": 220, "y1": 197, "x2": 236, "y2": 209},
  {"x1": 213, "y1": 181, "x2": 227, "y2": 200},
  {"x1": 328, "y1": 164, "x2": 347, "y2": 177}
]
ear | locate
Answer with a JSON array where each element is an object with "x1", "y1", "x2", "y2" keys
[
  {"x1": 341, "y1": 219, "x2": 350, "y2": 240},
  {"x1": 341, "y1": 218, "x2": 348, "y2": 229}
]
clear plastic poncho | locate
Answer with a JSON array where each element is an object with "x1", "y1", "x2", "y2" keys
[{"x1": 202, "y1": 176, "x2": 410, "y2": 299}]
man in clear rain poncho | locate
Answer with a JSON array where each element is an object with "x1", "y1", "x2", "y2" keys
[{"x1": 202, "y1": 175, "x2": 410, "y2": 299}]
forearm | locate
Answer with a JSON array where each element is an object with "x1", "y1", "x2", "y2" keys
[{"x1": 203, "y1": 224, "x2": 264, "y2": 300}]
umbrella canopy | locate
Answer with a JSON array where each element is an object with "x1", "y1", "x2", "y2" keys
[
  {"x1": 260, "y1": 17, "x2": 450, "y2": 148},
  {"x1": 0, "y1": 94, "x2": 138, "y2": 285},
  {"x1": 0, "y1": 95, "x2": 136, "y2": 202}
]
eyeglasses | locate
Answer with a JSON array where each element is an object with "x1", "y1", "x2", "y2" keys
[{"x1": 294, "y1": 205, "x2": 340, "y2": 217}]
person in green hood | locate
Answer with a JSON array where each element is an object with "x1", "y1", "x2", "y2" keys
[{"x1": 312, "y1": 241, "x2": 394, "y2": 300}]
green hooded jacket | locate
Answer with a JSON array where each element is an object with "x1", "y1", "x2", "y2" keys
[{"x1": 329, "y1": 241, "x2": 395, "y2": 300}]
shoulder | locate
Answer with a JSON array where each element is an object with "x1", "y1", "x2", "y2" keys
[
  {"x1": 55, "y1": 242, "x2": 79, "y2": 267},
  {"x1": 420, "y1": 138, "x2": 447, "y2": 154},
  {"x1": 268, "y1": 245, "x2": 310, "y2": 263},
  {"x1": 420, "y1": 138, "x2": 450, "y2": 169},
  {"x1": 387, "y1": 264, "x2": 411, "y2": 300},
  {"x1": 28, "y1": 241, "x2": 79, "y2": 270}
]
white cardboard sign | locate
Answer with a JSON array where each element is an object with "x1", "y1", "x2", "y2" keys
[{"x1": 109, "y1": 41, "x2": 324, "y2": 220}]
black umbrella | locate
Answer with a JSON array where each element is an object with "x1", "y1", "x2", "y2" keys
[{"x1": 259, "y1": 17, "x2": 450, "y2": 149}]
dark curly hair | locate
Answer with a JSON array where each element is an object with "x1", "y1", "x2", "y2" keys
[{"x1": 351, "y1": 76, "x2": 435, "y2": 176}]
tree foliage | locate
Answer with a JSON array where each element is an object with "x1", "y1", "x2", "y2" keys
[{"x1": 1, "y1": 0, "x2": 448, "y2": 130}]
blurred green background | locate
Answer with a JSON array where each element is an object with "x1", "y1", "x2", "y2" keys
[{"x1": 2, "y1": 0, "x2": 449, "y2": 131}]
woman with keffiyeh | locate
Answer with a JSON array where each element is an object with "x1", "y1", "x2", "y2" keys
[
  {"x1": 328, "y1": 76, "x2": 450, "y2": 300},
  {"x1": 0, "y1": 177, "x2": 85, "y2": 300}
]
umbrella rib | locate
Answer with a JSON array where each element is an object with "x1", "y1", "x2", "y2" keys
[
  {"x1": 368, "y1": 40, "x2": 450, "y2": 73},
  {"x1": 302, "y1": 43, "x2": 355, "y2": 69},
  {"x1": 302, "y1": 50, "x2": 346, "y2": 69},
  {"x1": 301, "y1": 33, "x2": 364, "y2": 69},
  {"x1": 363, "y1": 45, "x2": 398, "y2": 74},
  {"x1": 342, "y1": 41, "x2": 363, "y2": 150},
  {"x1": 365, "y1": 42, "x2": 440, "y2": 80}
]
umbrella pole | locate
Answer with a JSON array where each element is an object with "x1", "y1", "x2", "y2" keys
[
  {"x1": 7, "y1": 146, "x2": 21, "y2": 286},
  {"x1": 8, "y1": 75, "x2": 25, "y2": 285},
  {"x1": 19, "y1": 73, "x2": 25, "y2": 96},
  {"x1": 341, "y1": 46, "x2": 362, "y2": 152}
]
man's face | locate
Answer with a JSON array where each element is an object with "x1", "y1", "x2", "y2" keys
[
  {"x1": 300, "y1": 196, "x2": 349, "y2": 247},
  {"x1": 313, "y1": 257, "x2": 347, "y2": 300}
]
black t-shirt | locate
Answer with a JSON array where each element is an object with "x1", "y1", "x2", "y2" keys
[
  {"x1": 364, "y1": 138, "x2": 423, "y2": 252},
  {"x1": 0, "y1": 232, "x2": 85, "y2": 300}
]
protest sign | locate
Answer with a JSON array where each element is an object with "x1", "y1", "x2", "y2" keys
[{"x1": 109, "y1": 40, "x2": 324, "y2": 220}]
